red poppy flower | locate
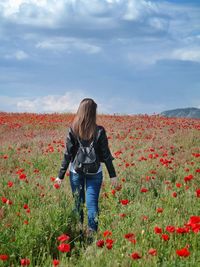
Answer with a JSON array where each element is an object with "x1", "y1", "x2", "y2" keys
[
  {"x1": 176, "y1": 227, "x2": 190, "y2": 234},
  {"x1": 187, "y1": 216, "x2": 200, "y2": 225},
  {"x1": 172, "y1": 192, "x2": 177, "y2": 197},
  {"x1": 154, "y1": 226, "x2": 162, "y2": 234},
  {"x1": 103, "y1": 230, "x2": 112, "y2": 237},
  {"x1": 124, "y1": 233, "x2": 135, "y2": 240},
  {"x1": 19, "y1": 173, "x2": 27, "y2": 180},
  {"x1": 16, "y1": 168, "x2": 25, "y2": 174},
  {"x1": 1, "y1": 197, "x2": 7, "y2": 204},
  {"x1": 20, "y1": 258, "x2": 30, "y2": 266},
  {"x1": 166, "y1": 225, "x2": 175, "y2": 233},
  {"x1": 120, "y1": 199, "x2": 129, "y2": 205},
  {"x1": 23, "y1": 204, "x2": 29, "y2": 209},
  {"x1": 184, "y1": 174, "x2": 193, "y2": 183},
  {"x1": 7, "y1": 181, "x2": 14, "y2": 187},
  {"x1": 131, "y1": 252, "x2": 141, "y2": 260},
  {"x1": 53, "y1": 259, "x2": 60, "y2": 266},
  {"x1": 196, "y1": 189, "x2": 200, "y2": 198},
  {"x1": 106, "y1": 238, "x2": 114, "y2": 244},
  {"x1": 148, "y1": 248, "x2": 157, "y2": 256},
  {"x1": 186, "y1": 216, "x2": 200, "y2": 233},
  {"x1": 156, "y1": 208, "x2": 163, "y2": 213},
  {"x1": 106, "y1": 242, "x2": 113, "y2": 249},
  {"x1": 54, "y1": 183, "x2": 60, "y2": 189},
  {"x1": 57, "y1": 243, "x2": 70, "y2": 253},
  {"x1": 111, "y1": 189, "x2": 116, "y2": 196},
  {"x1": 0, "y1": 254, "x2": 9, "y2": 261},
  {"x1": 96, "y1": 239, "x2": 104, "y2": 247},
  {"x1": 161, "y1": 234, "x2": 170, "y2": 241},
  {"x1": 176, "y1": 247, "x2": 190, "y2": 257},
  {"x1": 105, "y1": 239, "x2": 114, "y2": 249},
  {"x1": 57, "y1": 234, "x2": 70, "y2": 243},
  {"x1": 140, "y1": 188, "x2": 148, "y2": 193}
]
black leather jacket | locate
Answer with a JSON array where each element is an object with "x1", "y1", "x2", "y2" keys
[{"x1": 58, "y1": 125, "x2": 116, "y2": 179}]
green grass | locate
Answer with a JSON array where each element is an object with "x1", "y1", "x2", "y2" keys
[{"x1": 0, "y1": 113, "x2": 200, "y2": 266}]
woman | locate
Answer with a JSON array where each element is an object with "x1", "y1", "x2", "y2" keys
[{"x1": 55, "y1": 98, "x2": 118, "y2": 238}]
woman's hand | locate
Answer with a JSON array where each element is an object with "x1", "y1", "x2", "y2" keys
[
  {"x1": 110, "y1": 177, "x2": 118, "y2": 188},
  {"x1": 55, "y1": 177, "x2": 63, "y2": 185}
]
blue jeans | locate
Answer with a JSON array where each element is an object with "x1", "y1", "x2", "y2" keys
[{"x1": 69, "y1": 171, "x2": 103, "y2": 232}]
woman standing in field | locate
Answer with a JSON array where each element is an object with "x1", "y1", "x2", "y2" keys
[{"x1": 55, "y1": 98, "x2": 117, "y2": 240}]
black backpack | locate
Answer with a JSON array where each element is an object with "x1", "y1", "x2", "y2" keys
[{"x1": 73, "y1": 130, "x2": 100, "y2": 175}]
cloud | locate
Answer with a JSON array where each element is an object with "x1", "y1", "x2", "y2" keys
[
  {"x1": 0, "y1": 0, "x2": 199, "y2": 39},
  {"x1": 0, "y1": 91, "x2": 87, "y2": 113},
  {"x1": 36, "y1": 37, "x2": 102, "y2": 54},
  {"x1": 148, "y1": 17, "x2": 169, "y2": 31},
  {"x1": 0, "y1": 92, "x2": 167, "y2": 114},
  {"x1": 171, "y1": 48, "x2": 200, "y2": 63},
  {"x1": 123, "y1": 0, "x2": 157, "y2": 21},
  {"x1": 0, "y1": 0, "x2": 161, "y2": 29},
  {"x1": 0, "y1": 0, "x2": 64, "y2": 27},
  {"x1": 4, "y1": 50, "x2": 29, "y2": 60},
  {"x1": 127, "y1": 43, "x2": 200, "y2": 67},
  {"x1": 16, "y1": 91, "x2": 86, "y2": 113}
]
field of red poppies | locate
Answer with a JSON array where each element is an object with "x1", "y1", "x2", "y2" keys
[{"x1": 0, "y1": 112, "x2": 200, "y2": 266}]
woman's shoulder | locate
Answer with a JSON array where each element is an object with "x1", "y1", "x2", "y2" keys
[
  {"x1": 96, "y1": 125, "x2": 105, "y2": 131},
  {"x1": 96, "y1": 125, "x2": 107, "y2": 141},
  {"x1": 67, "y1": 126, "x2": 74, "y2": 135},
  {"x1": 66, "y1": 126, "x2": 76, "y2": 141}
]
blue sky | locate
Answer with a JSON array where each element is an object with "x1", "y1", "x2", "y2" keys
[{"x1": 0, "y1": 0, "x2": 200, "y2": 114}]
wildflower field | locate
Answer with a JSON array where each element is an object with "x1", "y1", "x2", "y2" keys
[{"x1": 0, "y1": 112, "x2": 200, "y2": 267}]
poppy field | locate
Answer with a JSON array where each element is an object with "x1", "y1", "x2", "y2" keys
[{"x1": 0, "y1": 112, "x2": 200, "y2": 267}]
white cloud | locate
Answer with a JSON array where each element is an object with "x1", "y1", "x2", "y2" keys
[
  {"x1": 0, "y1": 91, "x2": 90, "y2": 113},
  {"x1": 4, "y1": 50, "x2": 29, "y2": 60},
  {"x1": 36, "y1": 37, "x2": 102, "y2": 54},
  {"x1": 0, "y1": 0, "x2": 199, "y2": 38},
  {"x1": 0, "y1": 0, "x2": 51, "y2": 15},
  {"x1": 123, "y1": 0, "x2": 157, "y2": 21},
  {"x1": 171, "y1": 48, "x2": 200, "y2": 63},
  {"x1": 16, "y1": 91, "x2": 86, "y2": 113},
  {"x1": 148, "y1": 17, "x2": 169, "y2": 31},
  {"x1": 0, "y1": 0, "x2": 64, "y2": 27},
  {"x1": 0, "y1": 93, "x2": 167, "y2": 114},
  {"x1": 0, "y1": 0, "x2": 159, "y2": 28},
  {"x1": 127, "y1": 44, "x2": 200, "y2": 67},
  {"x1": 15, "y1": 50, "x2": 29, "y2": 60}
]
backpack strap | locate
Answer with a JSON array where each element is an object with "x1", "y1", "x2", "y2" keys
[
  {"x1": 90, "y1": 126, "x2": 98, "y2": 147},
  {"x1": 77, "y1": 136, "x2": 84, "y2": 150},
  {"x1": 77, "y1": 127, "x2": 97, "y2": 151}
]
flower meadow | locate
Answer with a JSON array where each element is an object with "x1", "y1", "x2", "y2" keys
[{"x1": 0, "y1": 112, "x2": 200, "y2": 267}]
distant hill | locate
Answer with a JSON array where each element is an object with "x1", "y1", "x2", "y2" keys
[{"x1": 160, "y1": 107, "x2": 200, "y2": 118}]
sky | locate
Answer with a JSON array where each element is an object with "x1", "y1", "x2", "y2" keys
[{"x1": 0, "y1": 0, "x2": 200, "y2": 115}]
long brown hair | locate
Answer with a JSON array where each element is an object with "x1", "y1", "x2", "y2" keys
[{"x1": 72, "y1": 98, "x2": 97, "y2": 140}]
